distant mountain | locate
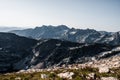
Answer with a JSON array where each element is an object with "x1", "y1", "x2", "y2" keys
[
  {"x1": 0, "y1": 32, "x2": 119, "y2": 73},
  {"x1": 10, "y1": 25, "x2": 120, "y2": 45},
  {"x1": 0, "y1": 27, "x2": 24, "y2": 32},
  {"x1": 10, "y1": 25, "x2": 69, "y2": 39}
]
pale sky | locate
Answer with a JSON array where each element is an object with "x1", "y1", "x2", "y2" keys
[{"x1": 0, "y1": 0, "x2": 120, "y2": 31}]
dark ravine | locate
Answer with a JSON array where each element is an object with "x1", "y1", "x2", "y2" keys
[
  {"x1": 0, "y1": 32, "x2": 120, "y2": 73},
  {"x1": 10, "y1": 25, "x2": 120, "y2": 45}
]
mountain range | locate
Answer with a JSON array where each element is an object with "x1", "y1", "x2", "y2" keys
[
  {"x1": 0, "y1": 27, "x2": 24, "y2": 32},
  {"x1": 0, "y1": 32, "x2": 120, "y2": 73},
  {"x1": 10, "y1": 25, "x2": 120, "y2": 45}
]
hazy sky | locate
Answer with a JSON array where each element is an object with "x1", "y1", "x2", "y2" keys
[{"x1": 0, "y1": 0, "x2": 120, "y2": 31}]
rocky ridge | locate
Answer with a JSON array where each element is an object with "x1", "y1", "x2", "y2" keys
[{"x1": 10, "y1": 25, "x2": 120, "y2": 45}]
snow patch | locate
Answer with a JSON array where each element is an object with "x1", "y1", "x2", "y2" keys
[
  {"x1": 56, "y1": 43, "x2": 61, "y2": 46},
  {"x1": 112, "y1": 47, "x2": 120, "y2": 52},
  {"x1": 70, "y1": 31, "x2": 76, "y2": 35},
  {"x1": 0, "y1": 48, "x2": 2, "y2": 50}
]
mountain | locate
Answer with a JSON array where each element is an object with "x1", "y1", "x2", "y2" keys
[
  {"x1": 0, "y1": 32, "x2": 119, "y2": 73},
  {"x1": 10, "y1": 25, "x2": 120, "y2": 45},
  {"x1": 25, "y1": 39, "x2": 120, "y2": 69},
  {"x1": 25, "y1": 39, "x2": 116, "y2": 69},
  {"x1": 0, "y1": 27, "x2": 24, "y2": 32},
  {"x1": 10, "y1": 25, "x2": 69, "y2": 39},
  {"x1": 0, "y1": 32, "x2": 38, "y2": 73}
]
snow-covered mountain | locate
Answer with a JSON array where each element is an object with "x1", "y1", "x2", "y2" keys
[{"x1": 10, "y1": 25, "x2": 120, "y2": 45}]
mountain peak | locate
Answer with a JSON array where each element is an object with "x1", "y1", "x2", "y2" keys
[
  {"x1": 36, "y1": 25, "x2": 69, "y2": 29},
  {"x1": 57, "y1": 25, "x2": 69, "y2": 29}
]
